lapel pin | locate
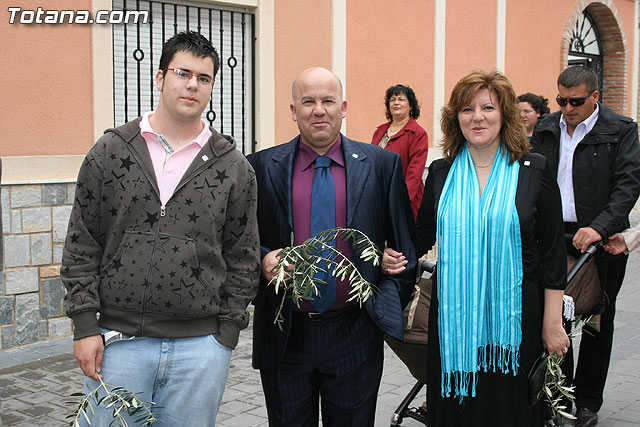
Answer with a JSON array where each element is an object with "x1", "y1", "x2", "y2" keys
[
  {"x1": 352, "y1": 153, "x2": 358, "y2": 159},
  {"x1": 202, "y1": 155, "x2": 209, "y2": 162},
  {"x1": 524, "y1": 160, "x2": 530, "y2": 166}
]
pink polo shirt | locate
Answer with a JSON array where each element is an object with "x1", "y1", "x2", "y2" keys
[{"x1": 140, "y1": 112, "x2": 212, "y2": 206}]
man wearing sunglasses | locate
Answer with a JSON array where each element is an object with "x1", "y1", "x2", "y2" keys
[
  {"x1": 61, "y1": 31, "x2": 260, "y2": 425},
  {"x1": 531, "y1": 65, "x2": 640, "y2": 427}
]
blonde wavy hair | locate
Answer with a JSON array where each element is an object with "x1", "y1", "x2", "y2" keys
[{"x1": 440, "y1": 70, "x2": 530, "y2": 164}]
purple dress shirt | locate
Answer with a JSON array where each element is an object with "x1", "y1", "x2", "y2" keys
[{"x1": 292, "y1": 137, "x2": 354, "y2": 311}]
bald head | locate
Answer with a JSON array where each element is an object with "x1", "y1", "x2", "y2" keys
[
  {"x1": 291, "y1": 67, "x2": 343, "y2": 103},
  {"x1": 289, "y1": 67, "x2": 347, "y2": 155}
]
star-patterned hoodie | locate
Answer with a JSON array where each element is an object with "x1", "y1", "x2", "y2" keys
[{"x1": 61, "y1": 118, "x2": 260, "y2": 349}]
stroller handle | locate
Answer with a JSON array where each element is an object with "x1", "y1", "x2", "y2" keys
[
  {"x1": 566, "y1": 239, "x2": 601, "y2": 284},
  {"x1": 420, "y1": 259, "x2": 435, "y2": 274}
]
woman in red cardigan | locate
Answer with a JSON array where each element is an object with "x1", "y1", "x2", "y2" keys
[{"x1": 371, "y1": 85, "x2": 428, "y2": 219}]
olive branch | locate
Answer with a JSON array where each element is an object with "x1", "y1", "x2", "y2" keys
[
  {"x1": 269, "y1": 228, "x2": 381, "y2": 329},
  {"x1": 540, "y1": 314, "x2": 595, "y2": 421},
  {"x1": 67, "y1": 375, "x2": 158, "y2": 426}
]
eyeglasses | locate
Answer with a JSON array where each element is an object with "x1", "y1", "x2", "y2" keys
[
  {"x1": 556, "y1": 91, "x2": 594, "y2": 107},
  {"x1": 166, "y1": 68, "x2": 213, "y2": 85},
  {"x1": 520, "y1": 108, "x2": 536, "y2": 114}
]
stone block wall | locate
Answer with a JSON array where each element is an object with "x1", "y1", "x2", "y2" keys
[{"x1": 1, "y1": 182, "x2": 75, "y2": 349}]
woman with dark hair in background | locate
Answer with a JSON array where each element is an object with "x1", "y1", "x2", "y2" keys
[
  {"x1": 371, "y1": 84, "x2": 428, "y2": 219},
  {"x1": 518, "y1": 93, "x2": 550, "y2": 138}
]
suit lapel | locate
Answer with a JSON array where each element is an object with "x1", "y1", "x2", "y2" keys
[
  {"x1": 268, "y1": 137, "x2": 298, "y2": 230},
  {"x1": 342, "y1": 136, "x2": 370, "y2": 227}
]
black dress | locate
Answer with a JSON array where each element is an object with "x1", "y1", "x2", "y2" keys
[{"x1": 416, "y1": 153, "x2": 567, "y2": 427}]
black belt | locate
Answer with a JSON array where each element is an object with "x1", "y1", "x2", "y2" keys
[{"x1": 294, "y1": 305, "x2": 359, "y2": 321}]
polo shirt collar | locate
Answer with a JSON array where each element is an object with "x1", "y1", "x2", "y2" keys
[{"x1": 140, "y1": 111, "x2": 211, "y2": 149}]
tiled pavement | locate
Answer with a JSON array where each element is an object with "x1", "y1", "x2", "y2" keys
[{"x1": 2, "y1": 251, "x2": 640, "y2": 426}]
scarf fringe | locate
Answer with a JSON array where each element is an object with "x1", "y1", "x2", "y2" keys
[
  {"x1": 478, "y1": 343, "x2": 520, "y2": 374},
  {"x1": 442, "y1": 371, "x2": 476, "y2": 401},
  {"x1": 442, "y1": 344, "x2": 521, "y2": 401}
]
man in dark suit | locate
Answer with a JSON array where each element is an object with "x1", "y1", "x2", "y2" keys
[{"x1": 248, "y1": 67, "x2": 417, "y2": 426}]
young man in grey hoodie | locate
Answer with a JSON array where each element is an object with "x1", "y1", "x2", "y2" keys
[{"x1": 62, "y1": 31, "x2": 259, "y2": 426}]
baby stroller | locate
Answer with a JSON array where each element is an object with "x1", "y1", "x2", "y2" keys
[{"x1": 385, "y1": 259, "x2": 434, "y2": 426}]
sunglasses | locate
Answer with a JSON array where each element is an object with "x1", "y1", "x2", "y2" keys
[{"x1": 556, "y1": 91, "x2": 595, "y2": 107}]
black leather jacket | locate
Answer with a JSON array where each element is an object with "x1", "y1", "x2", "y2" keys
[{"x1": 531, "y1": 104, "x2": 640, "y2": 239}]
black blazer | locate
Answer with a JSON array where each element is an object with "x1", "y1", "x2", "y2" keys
[{"x1": 248, "y1": 135, "x2": 417, "y2": 369}]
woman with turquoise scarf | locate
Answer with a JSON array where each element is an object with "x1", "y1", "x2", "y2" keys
[{"x1": 383, "y1": 70, "x2": 569, "y2": 426}]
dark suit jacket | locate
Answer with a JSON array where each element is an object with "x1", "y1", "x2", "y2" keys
[{"x1": 248, "y1": 134, "x2": 417, "y2": 369}]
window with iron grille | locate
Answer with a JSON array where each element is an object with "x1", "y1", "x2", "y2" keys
[
  {"x1": 568, "y1": 11, "x2": 603, "y2": 101},
  {"x1": 112, "y1": 0, "x2": 255, "y2": 154}
]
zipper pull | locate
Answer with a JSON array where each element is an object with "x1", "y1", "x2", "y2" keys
[{"x1": 160, "y1": 205, "x2": 166, "y2": 217}]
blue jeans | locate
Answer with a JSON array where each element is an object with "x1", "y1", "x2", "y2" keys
[{"x1": 80, "y1": 331, "x2": 232, "y2": 426}]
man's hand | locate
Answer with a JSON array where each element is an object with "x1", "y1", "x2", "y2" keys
[
  {"x1": 381, "y1": 247, "x2": 408, "y2": 275},
  {"x1": 73, "y1": 335, "x2": 104, "y2": 380},
  {"x1": 604, "y1": 233, "x2": 628, "y2": 255},
  {"x1": 572, "y1": 227, "x2": 602, "y2": 252},
  {"x1": 261, "y1": 249, "x2": 286, "y2": 282}
]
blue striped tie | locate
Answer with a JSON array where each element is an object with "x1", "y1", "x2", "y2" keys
[{"x1": 310, "y1": 156, "x2": 337, "y2": 313}]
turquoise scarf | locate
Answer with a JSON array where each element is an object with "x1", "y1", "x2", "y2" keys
[{"x1": 436, "y1": 143, "x2": 522, "y2": 399}]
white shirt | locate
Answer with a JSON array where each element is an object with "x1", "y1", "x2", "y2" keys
[{"x1": 557, "y1": 104, "x2": 600, "y2": 222}]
